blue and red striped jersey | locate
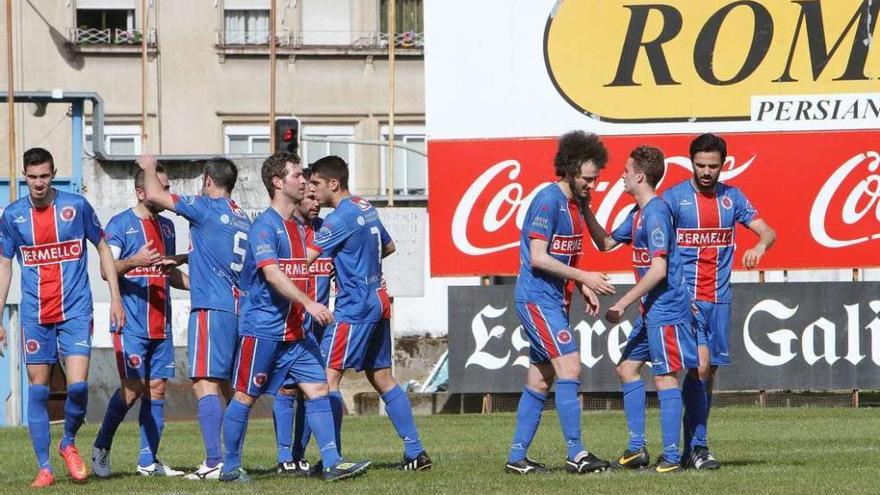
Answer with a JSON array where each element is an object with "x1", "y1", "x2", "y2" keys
[
  {"x1": 612, "y1": 196, "x2": 691, "y2": 327},
  {"x1": 301, "y1": 216, "x2": 334, "y2": 333},
  {"x1": 514, "y1": 184, "x2": 584, "y2": 310},
  {"x1": 238, "y1": 207, "x2": 309, "y2": 341},
  {"x1": 104, "y1": 208, "x2": 176, "y2": 339},
  {"x1": 0, "y1": 190, "x2": 104, "y2": 324},
  {"x1": 308, "y1": 197, "x2": 391, "y2": 323},
  {"x1": 662, "y1": 180, "x2": 758, "y2": 303},
  {"x1": 171, "y1": 194, "x2": 251, "y2": 314}
]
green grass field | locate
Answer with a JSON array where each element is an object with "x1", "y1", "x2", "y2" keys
[{"x1": 0, "y1": 407, "x2": 877, "y2": 494}]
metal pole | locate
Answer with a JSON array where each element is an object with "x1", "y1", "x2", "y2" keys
[
  {"x1": 141, "y1": 0, "x2": 148, "y2": 150},
  {"x1": 387, "y1": 0, "x2": 395, "y2": 206},
  {"x1": 6, "y1": 0, "x2": 16, "y2": 202},
  {"x1": 269, "y1": 0, "x2": 277, "y2": 151}
]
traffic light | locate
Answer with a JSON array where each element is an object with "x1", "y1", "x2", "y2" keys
[{"x1": 274, "y1": 116, "x2": 302, "y2": 154}]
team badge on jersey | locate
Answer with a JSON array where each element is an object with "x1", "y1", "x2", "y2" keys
[
  {"x1": 253, "y1": 373, "x2": 268, "y2": 387},
  {"x1": 60, "y1": 206, "x2": 77, "y2": 222},
  {"x1": 721, "y1": 196, "x2": 734, "y2": 210},
  {"x1": 221, "y1": 214, "x2": 230, "y2": 224},
  {"x1": 26, "y1": 339, "x2": 40, "y2": 354},
  {"x1": 557, "y1": 329, "x2": 572, "y2": 344},
  {"x1": 352, "y1": 197, "x2": 372, "y2": 211},
  {"x1": 651, "y1": 228, "x2": 666, "y2": 248},
  {"x1": 128, "y1": 354, "x2": 143, "y2": 368}
]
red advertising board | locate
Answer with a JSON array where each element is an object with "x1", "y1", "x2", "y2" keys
[{"x1": 428, "y1": 131, "x2": 880, "y2": 276}]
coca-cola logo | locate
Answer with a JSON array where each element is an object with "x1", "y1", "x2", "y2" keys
[
  {"x1": 809, "y1": 151, "x2": 880, "y2": 248},
  {"x1": 451, "y1": 155, "x2": 755, "y2": 257}
]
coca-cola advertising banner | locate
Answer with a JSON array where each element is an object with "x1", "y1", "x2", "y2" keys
[
  {"x1": 448, "y1": 282, "x2": 880, "y2": 393},
  {"x1": 428, "y1": 130, "x2": 880, "y2": 276}
]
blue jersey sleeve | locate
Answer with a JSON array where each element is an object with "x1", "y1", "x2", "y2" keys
[
  {"x1": 378, "y1": 221, "x2": 392, "y2": 246},
  {"x1": 82, "y1": 199, "x2": 104, "y2": 246},
  {"x1": 310, "y1": 216, "x2": 352, "y2": 256},
  {"x1": 523, "y1": 193, "x2": 557, "y2": 241},
  {"x1": 611, "y1": 207, "x2": 636, "y2": 244},
  {"x1": 173, "y1": 194, "x2": 210, "y2": 225},
  {"x1": 0, "y1": 213, "x2": 17, "y2": 260},
  {"x1": 250, "y1": 220, "x2": 280, "y2": 270},
  {"x1": 643, "y1": 206, "x2": 673, "y2": 259},
  {"x1": 161, "y1": 218, "x2": 177, "y2": 256},
  {"x1": 104, "y1": 216, "x2": 126, "y2": 253},
  {"x1": 731, "y1": 187, "x2": 759, "y2": 226}
]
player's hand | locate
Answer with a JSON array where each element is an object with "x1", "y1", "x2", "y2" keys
[
  {"x1": 110, "y1": 297, "x2": 126, "y2": 333},
  {"x1": 580, "y1": 271, "x2": 615, "y2": 295},
  {"x1": 742, "y1": 244, "x2": 766, "y2": 270},
  {"x1": 605, "y1": 302, "x2": 625, "y2": 324},
  {"x1": 0, "y1": 324, "x2": 7, "y2": 356},
  {"x1": 136, "y1": 154, "x2": 158, "y2": 171},
  {"x1": 305, "y1": 300, "x2": 334, "y2": 326},
  {"x1": 579, "y1": 284, "x2": 600, "y2": 317},
  {"x1": 130, "y1": 240, "x2": 162, "y2": 267}
]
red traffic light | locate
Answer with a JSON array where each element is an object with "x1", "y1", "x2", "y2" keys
[{"x1": 282, "y1": 128, "x2": 295, "y2": 142}]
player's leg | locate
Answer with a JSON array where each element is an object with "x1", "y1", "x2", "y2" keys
[
  {"x1": 291, "y1": 340, "x2": 370, "y2": 481},
  {"x1": 92, "y1": 370, "x2": 145, "y2": 478},
  {"x1": 682, "y1": 302, "x2": 710, "y2": 463},
  {"x1": 25, "y1": 338, "x2": 54, "y2": 488},
  {"x1": 699, "y1": 302, "x2": 730, "y2": 468},
  {"x1": 612, "y1": 318, "x2": 650, "y2": 469},
  {"x1": 291, "y1": 389, "x2": 311, "y2": 466},
  {"x1": 272, "y1": 385, "x2": 300, "y2": 473},
  {"x1": 57, "y1": 317, "x2": 93, "y2": 481},
  {"x1": 321, "y1": 321, "x2": 351, "y2": 453},
  {"x1": 505, "y1": 361, "x2": 552, "y2": 474},
  {"x1": 654, "y1": 372, "x2": 683, "y2": 473}
]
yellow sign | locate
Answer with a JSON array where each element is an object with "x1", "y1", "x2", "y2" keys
[{"x1": 544, "y1": 0, "x2": 879, "y2": 122}]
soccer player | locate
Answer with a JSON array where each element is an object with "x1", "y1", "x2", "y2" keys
[
  {"x1": 136, "y1": 155, "x2": 250, "y2": 480},
  {"x1": 91, "y1": 165, "x2": 188, "y2": 478},
  {"x1": 0, "y1": 147, "x2": 125, "y2": 487},
  {"x1": 663, "y1": 133, "x2": 776, "y2": 468},
  {"x1": 272, "y1": 171, "x2": 333, "y2": 475},
  {"x1": 307, "y1": 156, "x2": 432, "y2": 471},
  {"x1": 504, "y1": 131, "x2": 615, "y2": 475},
  {"x1": 583, "y1": 145, "x2": 698, "y2": 474},
  {"x1": 220, "y1": 151, "x2": 370, "y2": 483}
]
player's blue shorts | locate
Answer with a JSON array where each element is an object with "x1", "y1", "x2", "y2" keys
[
  {"x1": 21, "y1": 315, "x2": 93, "y2": 364},
  {"x1": 619, "y1": 317, "x2": 699, "y2": 375},
  {"x1": 233, "y1": 335, "x2": 326, "y2": 397},
  {"x1": 188, "y1": 308, "x2": 239, "y2": 380},
  {"x1": 112, "y1": 332, "x2": 175, "y2": 380},
  {"x1": 515, "y1": 302, "x2": 578, "y2": 364},
  {"x1": 694, "y1": 301, "x2": 732, "y2": 366},
  {"x1": 321, "y1": 319, "x2": 392, "y2": 372}
]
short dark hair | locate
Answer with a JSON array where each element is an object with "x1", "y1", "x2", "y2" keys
[
  {"x1": 262, "y1": 151, "x2": 301, "y2": 198},
  {"x1": 554, "y1": 131, "x2": 608, "y2": 178},
  {"x1": 630, "y1": 145, "x2": 665, "y2": 188},
  {"x1": 23, "y1": 147, "x2": 55, "y2": 171},
  {"x1": 302, "y1": 168, "x2": 312, "y2": 181},
  {"x1": 689, "y1": 133, "x2": 727, "y2": 163},
  {"x1": 204, "y1": 157, "x2": 238, "y2": 193},
  {"x1": 310, "y1": 155, "x2": 349, "y2": 190},
  {"x1": 134, "y1": 164, "x2": 167, "y2": 189}
]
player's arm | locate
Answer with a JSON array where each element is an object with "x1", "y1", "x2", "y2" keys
[
  {"x1": 261, "y1": 264, "x2": 333, "y2": 325},
  {"x1": 530, "y1": 238, "x2": 614, "y2": 295},
  {"x1": 0, "y1": 256, "x2": 12, "y2": 350},
  {"x1": 96, "y1": 239, "x2": 127, "y2": 331},
  {"x1": 742, "y1": 219, "x2": 776, "y2": 270},
  {"x1": 103, "y1": 240, "x2": 164, "y2": 279},
  {"x1": 168, "y1": 267, "x2": 189, "y2": 290},
  {"x1": 382, "y1": 240, "x2": 395, "y2": 259},
  {"x1": 136, "y1": 155, "x2": 176, "y2": 212},
  {"x1": 605, "y1": 255, "x2": 667, "y2": 323},
  {"x1": 582, "y1": 207, "x2": 620, "y2": 252},
  {"x1": 165, "y1": 253, "x2": 188, "y2": 266}
]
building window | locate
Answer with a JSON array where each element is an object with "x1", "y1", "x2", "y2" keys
[
  {"x1": 381, "y1": 125, "x2": 426, "y2": 196},
  {"x1": 85, "y1": 125, "x2": 142, "y2": 156},
  {"x1": 73, "y1": 0, "x2": 143, "y2": 44},
  {"x1": 301, "y1": 125, "x2": 356, "y2": 185},
  {"x1": 301, "y1": 0, "x2": 353, "y2": 46},
  {"x1": 380, "y1": 0, "x2": 424, "y2": 47},
  {"x1": 223, "y1": 8, "x2": 270, "y2": 45},
  {"x1": 224, "y1": 125, "x2": 270, "y2": 154}
]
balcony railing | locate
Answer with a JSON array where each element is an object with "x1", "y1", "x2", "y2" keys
[
  {"x1": 70, "y1": 28, "x2": 157, "y2": 46},
  {"x1": 215, "y1": 30, "x2": 424, "y2": 50}
]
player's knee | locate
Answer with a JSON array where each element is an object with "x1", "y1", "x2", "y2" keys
[
  {"x1": 149, "y1": 379, "x2": 167, "y2": 399},
  {"x1": 615, "y1": 363, "x2": 637, "y2": 383},
  {"x1": 121, "y1": 386, "x2": 143, "y2": 406},
  {"x1": 232, "y1": 390, "x2": 256, "y2": 406}
]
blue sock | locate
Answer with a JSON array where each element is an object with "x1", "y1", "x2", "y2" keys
[
  {"x1": 61, "y1": 381, "x2": 88, "y2": 449},
  {"x1": 292, "y1": 394, "x2": 311, "y2": 461},
  {"x1": 197, "y1": 395, "x2": 223, "y2": 468},
  {"x1": 306, "y1": 396, "x2": 342, "y2": 468},
  {"x1": 272, "y1": 394, "x2": 295, "y2": 463},
  {"x1": 95, "y1": 389, "x2": 132, "y2": 450},
  {"x1": 507, "y1": 387, "x2": 546, "y2": 463},
  {"x1": 658, "y1": 388, "x2": 683, "y2": 464},
  {"x1": 622, "y1": 379, "x2": 646, "y2": 451},
  {"x1": 138, "y1": 399, "x2": 165, "y2": 467},
  {"x1": 28, "y1": 385, "x2": 51, "y2": 470},
  {"x1": 221, "y1": 399, "x2": 252, "y2": 473},
  {"x1": 328, "y1": 391, "x2": 344, "y2": 454},
  {"x1": 555, "y1": 379, "x2": 585, "y2": 460},
  {"x1": 682, "y1": 375, "x2": 708, "y2": 450},
  {"x1": 381, "y1": 385, "x2": 425, "y2": 460}
]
